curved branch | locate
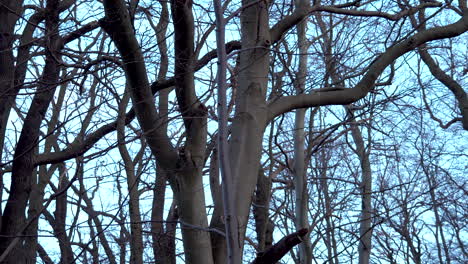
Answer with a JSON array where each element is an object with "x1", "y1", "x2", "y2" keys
[
  {"x1": 418, "y1": 47, "x2": 468, "y2": 130},
  {"x1": 267, "y1": 15, "x2": 468, "y2": 122}
]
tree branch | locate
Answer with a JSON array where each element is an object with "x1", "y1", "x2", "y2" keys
[
  {"x1": 267, "y1": 15, "x2": 468, "y2": 122},
  {"x1": 270, "y1": 2, "x2": 443, "y2": 45},
  {"x1": 101, "y1": 0, "x2": 178, "y2": 169},
  {"x1": 251, "y1": 228, "x2": 309, "y2": 264},
  {"x1": 35, "y1": 40, "x2": 241, "y2": 166}
]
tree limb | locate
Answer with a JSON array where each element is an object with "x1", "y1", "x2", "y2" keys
[
  {"x1": 267, "y1": 15, "x2": 468, "y2": 122},
  {"x1": 251, "y1": 228, "x2": 309, "y2": 264}
]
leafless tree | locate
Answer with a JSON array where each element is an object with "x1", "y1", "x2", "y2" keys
[{"x1": 0, "y1": 0, "x2": 466, "y2": 263}]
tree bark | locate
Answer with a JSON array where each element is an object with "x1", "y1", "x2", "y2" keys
[
  {"x1": 293, "y1": 1, "x2": 312, "y2": 263},
  {"x1": 253, "y1": 168, "x2": 273, "y2": 252},
  {"x1": 348, "y1": 110, "x2": 373, "y2": 264},
  {"x1": 0, "y1": 0, "x2": 24, "y2": 178},
  {"x1": 214, "y1": 0, "x2": 241, "y2": 262},
  {"x1": 215, "y1": 1, "x2": 272, "y2": 261},
  {"x1": 0, "y1": 0, "x2": 62, "y2": 261},
  {"x1": 101, "y1": 0, "x2": 213, "y2": 262}
]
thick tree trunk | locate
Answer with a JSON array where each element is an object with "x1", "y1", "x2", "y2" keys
[
  {"x1": 0, "y1": 0, "x2": 23, "y2": 156},
  {"x1": 23, "y1": 68, "x2": 69, "y2": 262},
  {"x1": 0, "y1": 0, "x2": 24, "y2": 229},
  {"x1": 218, "y1": 0, "x2": 271, "y2": 261},
  {"x1": 170, "y1": 0, "x2": 213, "y2": 261}
]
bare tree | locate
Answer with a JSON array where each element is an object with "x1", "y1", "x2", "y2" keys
[{"x1": 0, "y1": 0, "x2": 466, "y2": 263}]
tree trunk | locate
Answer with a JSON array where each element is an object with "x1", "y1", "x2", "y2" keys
[
  {"x1": 348, "y1": 111, "x2": 373, "y2": 264},
  {"x1": 0, "y1": 0, "x2": 24, "y2": 168},
  {"x1": 0, "y1": 0, "x2": 61, "y2": 261},
  {"x1": 102, "y1": 1, "x2": 214, "y2": 262},
  {"x1": 229, "y1": 1, "x2": 271, "y2": 259},
  {"x1": 117, "y1": 92, "x2": 143, "y2": 264},
  {"x1": 0, "y1": 0, "x2": 24, "y2": 231},
  {"x1": 253, "y1": 168, "x2": 273, "y2": 252},
  {"x1": 293, "y1": 0, "x2": 313, "y2": 263}
]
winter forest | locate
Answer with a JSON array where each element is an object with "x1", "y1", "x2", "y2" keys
[{"x1": 0, "y1": 0, "x2": 467, "y2": 263}]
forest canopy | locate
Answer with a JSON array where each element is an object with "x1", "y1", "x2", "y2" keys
[{"x1": 0, "y1": 0, "x2": 467, "y2": 263}]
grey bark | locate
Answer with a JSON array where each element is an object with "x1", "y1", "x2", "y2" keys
[
  {"x1": 150, "y1": 1, "x2": 175, "y2": 262},
  {"x1": 218, "y1": 1, "x2": 271, "y2": 261},
  {"x1": 79, "y1": 1, "x2": 467, "y2": 263},
  {"x1": 214, "y1": 0, "x2": 240, "y2": 262},
  {"x1": 348, "y1": 110, "x2": 373, "y2": 264},
  {"x1": 293, "y1": 1, "x2": 313, "y2": 263},
  {"x1": 318, "y1": 151, "x2": 339, "y2": 264},
  {"x1": 0, "y1": 0, "x2": 24, "y2": 177}
]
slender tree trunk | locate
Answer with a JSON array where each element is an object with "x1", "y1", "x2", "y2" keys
[
  {"x1": 214, "y1": 0, "x2": 240, "y2": 262},
  {"x1": 348, "y1": 110, "x2": 373, "y2": 264},
  {"x1": 253, "y1": 168, "x2": 273, "y2": 252},
  {"x1": 421, "y1": 164, "x2": 451, "y2": 264},
  {"x1": 150, "y1": 1, "x2": 175, "y2": 261},
  {"x1": 293, "y1": 0, "x2": 313, "y2": 263},
  {"x1": 71, "y1": 182, "x2": 117, "y2": 264},
  {"x1": 53, "y1": 167, "x2": 75, "y2": 264},
  {"x1": 117, "y1": 92, "x2": 143, "y2": 264},
  {"x1": 319, "y1": 168, "x2": 337, "y2": 264}
]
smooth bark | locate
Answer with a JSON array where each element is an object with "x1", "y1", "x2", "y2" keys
[
  {"x1": 293, "y1": 1, "x2": 313, "y2": 263},
  {"x1": 348, "y1": 111, "x2": 373, "y2": 264},
  {"x1": 217, "y1": 0, "x2": 272, "y2": 260},
  {"x1": 214, "y1": 0, "x2": 240, "y2": 262}
]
